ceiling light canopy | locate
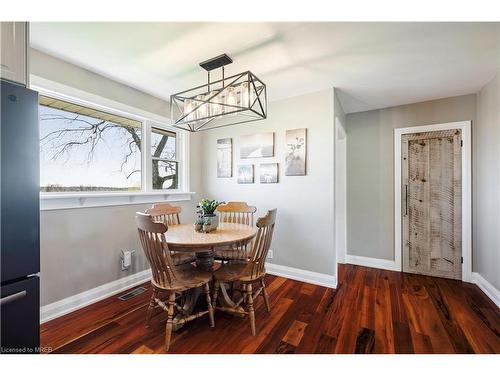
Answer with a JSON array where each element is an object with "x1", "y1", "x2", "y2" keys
[{"x1": 170, "y1": 54, "x2": 267, "y2": 132}]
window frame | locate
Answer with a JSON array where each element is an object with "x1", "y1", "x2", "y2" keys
[
  {"x1": 32, "y1": 76, "x2": 193, "y2": 210},
  {"x1": 148, "y1": 125, "x2": 181, "y2": 191}
]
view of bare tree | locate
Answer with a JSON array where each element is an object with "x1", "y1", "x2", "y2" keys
[
  {"x1": 40, "y1": 112, "x2": 177, "y2": 190},
  {"x1": 151, "y1": 129, "x2": 178, "y2": 189}
]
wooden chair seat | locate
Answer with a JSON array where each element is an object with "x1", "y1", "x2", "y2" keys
[
  {"x1": 213, "y1": 261, "x2": 264, "y2": 283},
  {"x1": 152, "y1": 264, "x2": 212, "y2": 292},
  {"x1": 171, "y1": 252, "x2": 196, "y2": 266}
]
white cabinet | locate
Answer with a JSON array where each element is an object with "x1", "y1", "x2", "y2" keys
[{"x1": 0, "y1": 22, "x2": 28, "y2": 86}]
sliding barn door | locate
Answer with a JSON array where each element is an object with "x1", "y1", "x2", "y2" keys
[{"x1": 401, "y1": 129, "x2": 462, "y2": 280}]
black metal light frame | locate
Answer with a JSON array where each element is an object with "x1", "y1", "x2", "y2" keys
[{"x1": 170, "y1": 55, "x2": 267, "y2": 132}]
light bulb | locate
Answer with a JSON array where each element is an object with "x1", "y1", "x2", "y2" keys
[
  {"x1": 184, "y1": 99, "x2": 193, "y2": 121},
  {"x1": 240, "y1": 82, "x2": 250, "y2": 108},
  {"x1": 196, "y1": 94, "x2": 207, "y2": 119},
  {"x1": 225, "y1": 87, "x2": 237, "y2": 114},
  {"x1": 208, "y1": 91, "x2": 221, "y2": 117}
]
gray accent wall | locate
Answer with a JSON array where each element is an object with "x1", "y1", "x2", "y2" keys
[
  {"x1": 346, "y1": 94, "x2": 476, "y2": 261},
  {"x1": 475, "y1": 72, "x2": 500, "y2": 289},
  {"x1": 199, "y1": 89, "x2": 336, "y2": 276}
]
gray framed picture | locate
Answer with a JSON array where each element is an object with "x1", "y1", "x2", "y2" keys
[
  {"x1": 237, "y1": 165, "x2": 254, "y2": 184},
  {"x1": 285, "y1": 128, "x2": 307, "y2": 176},
  {"x1": 217, "y1": 138, "x2": 232, "y2": 177},
  {"x1": 240, "y1": 132, "x2": 274, "y2": 158},
  {"x1": 260, "y1": 163, "x2": 278, "y2": 183}
]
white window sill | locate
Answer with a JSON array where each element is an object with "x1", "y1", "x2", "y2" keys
[{"x1": 40, "y1": 191, "x2": 196, "y2": 211}]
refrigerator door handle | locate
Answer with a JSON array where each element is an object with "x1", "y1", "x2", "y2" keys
[{"x1": 0, "y1": 290, "x2": 27, "y2": 306}]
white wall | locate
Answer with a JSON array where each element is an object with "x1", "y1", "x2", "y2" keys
[
  {"x1": 199, "y1": 89, "x2": 336, "y2": 277},
  {"x1": 474, "y1": 71, "x2": 500, "y2": 290}
]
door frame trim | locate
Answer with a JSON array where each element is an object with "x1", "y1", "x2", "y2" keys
[
  {"x1": 394, "y1": 121, "x2": 472, "y2": 282},
  {"x1": 335, "y1": 117, "x2": 347, "y2": 265}
]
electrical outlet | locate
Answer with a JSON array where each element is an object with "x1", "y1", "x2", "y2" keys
[
  {"x1": 121, "y1": 250, "x2": 135, "y2": 271},
  {"x1": 267, "y1": 249, "x2": 273, "y2": 259}
]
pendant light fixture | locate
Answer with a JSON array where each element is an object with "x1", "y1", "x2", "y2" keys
[{"x1": 170, "y1": 54, "x2": 267, "y2": 132}]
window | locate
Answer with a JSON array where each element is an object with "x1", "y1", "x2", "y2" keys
[
  {"x1": 39, "y1": 96, "x2": 142, "y2": 192},
  {"x1": 151, "y1": 127, "x2": 179, "y2": 190},
  {"x1": 35, "y1": 83, "x2": 191, "y2": 210},
  {"x1": 39, "y1": 94, "x2": 186, "y2": 196}
]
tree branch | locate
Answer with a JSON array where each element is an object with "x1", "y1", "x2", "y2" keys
[{"x1": 40, "y1": 113, "x2": 142, "y2": 180}]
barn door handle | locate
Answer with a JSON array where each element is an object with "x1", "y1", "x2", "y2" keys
[{"x1": 405, "y1": 184, "x2": 408, "y2": 216}]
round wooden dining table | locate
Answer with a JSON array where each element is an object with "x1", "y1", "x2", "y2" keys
[
  {"x1": 165, "y1": 222, "x2": 257, "y2": 271},
  {"x1": 164, "y1": 222, "x2": 258, "y2": 329}
]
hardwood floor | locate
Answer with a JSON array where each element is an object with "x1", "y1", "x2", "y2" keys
[{"x1": 40, "y1": 264, "x2": 500, "y2": 354}]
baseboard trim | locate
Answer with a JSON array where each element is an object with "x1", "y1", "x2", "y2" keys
[
  {"x1": 472, "y1": 272, "x2": 500, "y2": 308},
  {"x1": 266, "y1": 263, "x2": 337, "y2": 289},
  {"x1": 40, "y1": 269, "x2": 152, "y2": 324},
  {"x1": 345, "y1": 254, "x2": 400, "y2": 272}
]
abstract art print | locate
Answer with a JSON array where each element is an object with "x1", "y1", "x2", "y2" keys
[
  {"x1": 217, "y1": 138, "x2": 232, "y2": 177},
  {"x1": 260, "y1": 163, "x2": 278, "y2": 183},
  {"x1": 237, "y1": 165, "x2": 254, "y2": 184},
  {"x1": 240, "y1": 132, "x2": 274, "y2": 158},
  {"x1": 285, "y1": 128, "x2": 307, "y2": 176}
]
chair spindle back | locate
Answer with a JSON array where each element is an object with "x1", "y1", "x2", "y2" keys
[
  {"x1": 136, "y1": 212, "x2": 178, "y2": 288},
  {"x1": 216, "y1": 201, "x2": 257, "y2": 226},
  {"x1": 146, "y1": 203, "x2": 182, "y2": 226}
]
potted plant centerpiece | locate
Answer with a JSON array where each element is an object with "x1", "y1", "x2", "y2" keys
[{"x1": 197, "y1": 199, "x2": 224, "y2": 232}]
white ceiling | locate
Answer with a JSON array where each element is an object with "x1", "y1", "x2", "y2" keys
[{"x1": 30, "y1": 22, "x2": 499, "y2": 113}]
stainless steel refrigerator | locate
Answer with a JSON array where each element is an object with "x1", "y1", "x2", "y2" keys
[{"x1": 0, "y1": 79, "x2": 40, "y2": 353}]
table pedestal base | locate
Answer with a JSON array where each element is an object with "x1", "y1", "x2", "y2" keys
[{"x1": 195, "y1": 250, "x2": 214, "y2": 272}]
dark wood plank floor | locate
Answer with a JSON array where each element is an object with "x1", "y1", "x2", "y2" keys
[{"x1": 40, "y1": 264, "x2": 500, "y2": 354}]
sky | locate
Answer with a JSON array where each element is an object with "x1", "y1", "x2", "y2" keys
[{"x1": 40, "y1": 105, "x2": 144, "y2": 189}]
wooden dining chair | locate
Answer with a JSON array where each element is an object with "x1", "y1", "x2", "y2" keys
[
  {"x1": 136, "y1": 212, "x2": 215, "y2": 351},
  {"x1": 212, "y1": 209, "x2": 277, "y2": 335},
  {"x1": 215, "y1": 201, "x2": 257, "y2": 262},
  {"x1": 145, "y1": 203, "x2": 196, "y2": 266}
]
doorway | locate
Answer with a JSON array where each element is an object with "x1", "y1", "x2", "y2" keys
[{"x1": 394, "y1": 121, "x2": 472, "y2": 281}]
